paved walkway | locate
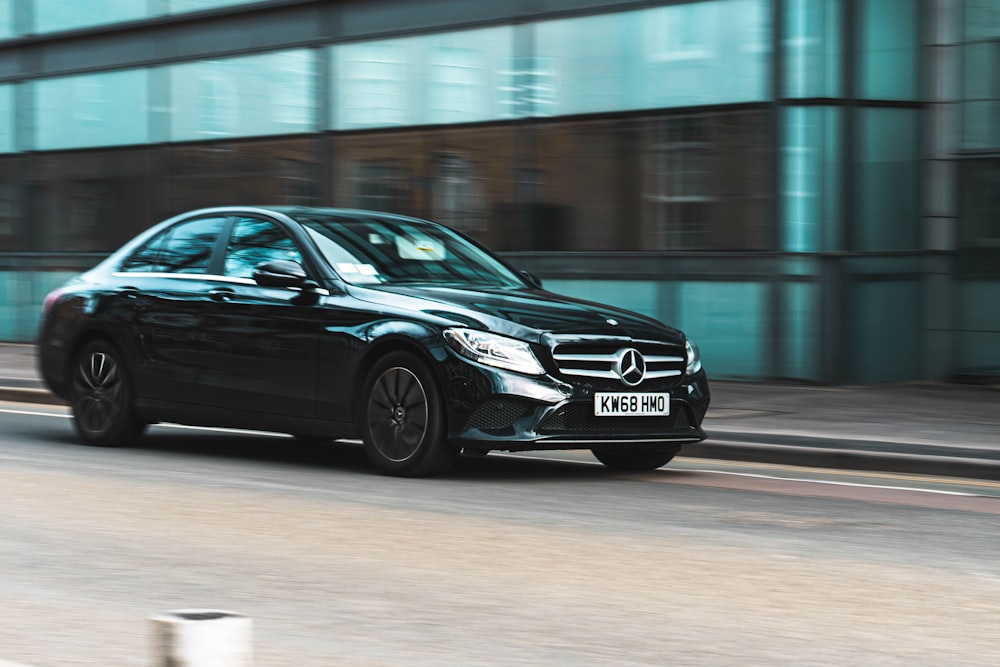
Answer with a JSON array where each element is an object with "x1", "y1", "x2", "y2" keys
[{"x1": 2, "y1": 343, "x2": 998, "y2": 479}]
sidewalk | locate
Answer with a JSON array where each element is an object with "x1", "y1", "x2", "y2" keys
[{"x1": 2, "y1": 343, "x2": 998, "y2": 479}]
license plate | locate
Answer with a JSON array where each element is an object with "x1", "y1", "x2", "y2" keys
[{"x1": 594, "y1": 393, "x2": 670, "y2": 417}]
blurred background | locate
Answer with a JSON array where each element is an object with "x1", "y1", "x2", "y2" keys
[{"x1": 0, "y1": 0, "x2": 996, "y2": 384}]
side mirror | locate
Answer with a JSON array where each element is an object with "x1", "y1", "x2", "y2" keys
[
  {"x1": 253, "y1": 260, "x2": 310, "y2": 289},
  {"x1": 520, "y1": 270, "x2": 543, "y2": 289}
]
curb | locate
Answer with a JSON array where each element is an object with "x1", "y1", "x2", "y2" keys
[
  {"x1": 698, "y1": 437, "x2": 1000, "y2": 482},
  {"x1": 0, "y1": 387, "x2": 66, "y2": 406}
]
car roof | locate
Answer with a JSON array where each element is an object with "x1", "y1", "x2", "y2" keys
[{"x1": 178, "y1": 205, "x2": 433, "y2": 225}]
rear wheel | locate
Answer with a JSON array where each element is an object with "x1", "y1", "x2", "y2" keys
[
  {"x1": 359, "y1": 351, "x2": 458, "y2": 477},
  {"x1": 70, "y1": 339, "x2": 146, "y2": 447},
  {"x1": 591, "y1": 445, "x2": 681, "y2": 471}
]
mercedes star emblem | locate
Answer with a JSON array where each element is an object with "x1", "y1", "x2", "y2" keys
[{"x1": 615, "y1": 348, "x2": 646, "y2": 386}]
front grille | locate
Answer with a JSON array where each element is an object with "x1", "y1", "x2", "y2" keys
[
  {"x1": 538, "y1": 402, "x2": 694, "y2": 435},
  {"x1": 464, "y1": 399, "x2": 532, "y2": 432},
  {"x1": 551, "y1": 340, "x2": 685, "y2": 390}
]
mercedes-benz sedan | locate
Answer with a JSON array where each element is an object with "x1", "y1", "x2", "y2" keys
[{"x1": 38, "y1": 206, "x2": 710, "y2": 476}]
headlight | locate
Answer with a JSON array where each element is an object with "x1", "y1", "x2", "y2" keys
[
  {"x1": 444, "y1": 328, "x2": 545, "y2": 376},
  {"x1": 685, "y1": 339, "x2": 702, "y2": 375}
]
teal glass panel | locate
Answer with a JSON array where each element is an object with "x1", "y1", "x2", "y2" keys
[
  {"x1": 965, "y1": 0, "x2": 1000, "y2": 41},
  {"x1": 34, "y1": 70, "x2": 149, "y2": 150},
  {"x1": 535, "y1": 0, "x2": 770, "y2": 116},
  {"x1": 958, "y1": 282, "x2": 1000, "y2": 371},
  {"x1": 543, "y1": 280, "x2": 658, "y2": 319},
  {"x1": 858, "y1": 0, "x2": 919, "y2": 100},
  {"x1": 784, "y1": 0, "x2": 840, "y2": 98},
  {"x1": 853, "y1": 281, "x2": 919, "y2": 383},
  {"x1": 0, "y1": 84, "x2": 12, "y2": 153},
  {"x1": 678, "y1": 281, "x2": 766, "y2": 379},
  {"x1": 34, "y1": 0, "x2": 147, "y2": 33},
  {"x1": 0, "y1": 270, "x2": 77, "y2": 342},
  {"x1": 170, "y1": 50, "x2": 316, "y2": 141},
  {"x1": 781, "y1": 281, "x2": 819, "y2": 380},
  {"x1": 169, "y1": 0, "x2": 262, "y2": 13},
  {"x1": 782, "y1": 106, "x2": 840, "y2": 252},
  {"x1": 0, "y1": 0, "x2": 14, "y2": 39},
  {"x1": 961, "y1": 41, "x2": 1000, "y2": 150},
  {"x1": 855, "y1": 109, "x2": 918, "y2": 251},
  {"x1": 331, "y1": 26, "x2": 513, "y2": 130}
]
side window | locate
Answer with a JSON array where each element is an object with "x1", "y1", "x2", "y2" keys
[
  {"x1": 224, "y1": 216, "x2": 304, "y2": 279},
  {"x1": 122, "y1": 216, "x2": 226, "y2": 273}
]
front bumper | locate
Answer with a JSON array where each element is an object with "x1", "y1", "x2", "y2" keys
[{"x1": 440, "y1": 354, "x2": 710, "y2": 452}]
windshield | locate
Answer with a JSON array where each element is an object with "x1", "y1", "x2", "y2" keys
[{"x1": 297, "y1": 213, "x2": 526, "y2": 288}]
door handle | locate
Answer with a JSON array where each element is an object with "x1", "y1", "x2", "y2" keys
[
  {"x1": 208, "y1": 287, "x2": 236, "y2": 302},
  {"x1": 116, "y1": 286, "x2": 140, "y2": 299}
]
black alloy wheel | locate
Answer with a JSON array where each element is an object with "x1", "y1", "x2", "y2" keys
[
  {"x1": 70, "y1": 339, "x2": 146, "y2": 447},
  {"x1": 360, "y1": 351, "x2": 458, "y2": 476},
  {"x1": 591, "y1": 444, "x2": 681, "y2": 471}
]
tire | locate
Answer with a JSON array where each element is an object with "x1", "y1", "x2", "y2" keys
[
  {"x1": 70, "y1": 339, "x2": 146, "y2": 447},
  {"x1": 591, "y1": 444, "x2": 681, "y2": 471},
  {"x1": 359, "y1": 351, "x2": 458, "y2": 477}
]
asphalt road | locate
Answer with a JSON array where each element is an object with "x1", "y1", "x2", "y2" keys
[{"x1": 2, "y1": 401, "x2": 1000, "y2": 666}]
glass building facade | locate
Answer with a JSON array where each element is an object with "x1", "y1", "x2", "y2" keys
[{"x1": 0, "y1": 0, "x2": 995, "y2": 383}]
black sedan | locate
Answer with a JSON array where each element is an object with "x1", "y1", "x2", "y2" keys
[{"x1": 38, "y1": 206, "x2": 710, "y2": 476}]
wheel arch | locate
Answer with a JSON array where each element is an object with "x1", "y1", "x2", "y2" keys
[{"x1": 351, "y1": 325, "x2": 450, "y2": 427}]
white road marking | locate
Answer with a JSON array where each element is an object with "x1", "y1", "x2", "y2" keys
[{"x1": 684, "y1": 468, "x2": 983, "y2": 497}]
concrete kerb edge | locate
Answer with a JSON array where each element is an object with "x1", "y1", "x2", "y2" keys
[
  {"x1": 696, "y1": 440, "x2": 1000, "y2": 482},
  {"x1": 0, "y1": 387, "x2": 66, "y2": 406}
]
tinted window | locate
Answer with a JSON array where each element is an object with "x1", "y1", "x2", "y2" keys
[
  {"x1": 223, "y1": 216, "x2": 303, "y2": 279},
  {"x1": 298, "y1": 214, "x2": 523, "y2": 288},
  {"x1": 122, "y1": 216, "x2": 226, "y2": 273}
]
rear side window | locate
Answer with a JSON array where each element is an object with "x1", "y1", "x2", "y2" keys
[{"x1": 122, "y1": 216, "x2": 227, "y2": 273}]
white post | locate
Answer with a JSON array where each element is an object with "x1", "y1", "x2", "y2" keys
[{"x1": 150, "y1": 609, "x2": 252, "y2": 667}]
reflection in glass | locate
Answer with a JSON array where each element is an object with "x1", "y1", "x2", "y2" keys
[
  {"x1": 856, "y1": 109, "x2": 918, "y2": 251},
  {"x1": 784, "y1": 0, "x2": 840, "y2": 98},
  {"x1": 0, "y1": 0, "x2": 14, "y2": 39},
  {"x1": 536, "y1": 0, "x2": 769, "y2": 116},
  {"x1": 170, "y1": 50, "x2": 316, "y2": 141},
  {"x1": 34, "y1": 0, "x2": 147, "y2": 33},
  {"x1": 224, "y1": 217, "x2": 303, "y2": 279},
  {"x1": 783, "y1": 107, "x2": 840, "y2": 252},
  {"x1": 34, "y1": 70, "x2": 149, "y2": 151},
  {"x1": 123, "y1": 217, "x2": 227, "y2": 273},
  {"x1": 299, "y1": 213, "x2": 523, "y2": 288},
  {"x1": 432, "y1": 154, "x2": 486, "y2": 235},
  {"x1": 647, "y1": 117, "x2": 713, "y2": 249},
  {"x1": 859, "y1": 0, "x2": 918, "y2": 100},
  {"x1": 332, "y1": 27, "x2": 513, "y2": 129},
  {"x1": 964, "y1": 0, "x2": 1000, "y2": 41},
  {"x1": 961, "y1": 41, "x2": 1000, "y2": 149},
  {"x1": 959, "y1": 159, "x2": 1000, "y2": 247},
  {"x1": 165, "y1": 138, "x2": 318, "y2": 212},
  {"x1": 0, "y1": 84, "x2": 12, "y2": 153}
]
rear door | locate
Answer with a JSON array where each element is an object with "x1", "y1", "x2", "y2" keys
[{"x1": 113, "y1": 214, "x2": 229, "y2": 404}]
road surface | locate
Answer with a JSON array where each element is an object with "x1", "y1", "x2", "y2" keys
[{"x1": 1, "y1": 401, "x2": 999, "y2": 666}]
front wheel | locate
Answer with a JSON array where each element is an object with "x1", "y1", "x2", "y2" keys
[
  {"x1": 70, "y1": 339, "x2": 146, "y2": 447},
  {"x1": 359, "y1": 351, "x2": 458, "y2": 477},
  {"x1": 591, "y1": 445, "x2": 681, "y2": 471}
]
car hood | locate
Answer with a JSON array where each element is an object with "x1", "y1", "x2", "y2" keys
[{"x1": 346, "y1": 284, "x2": 685, "y2": 345}]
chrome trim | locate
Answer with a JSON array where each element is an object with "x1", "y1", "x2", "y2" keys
[
  {"x1": 553, "y1": 353, "x2": 618, "y2": 362},
  {"x1": 646, "y1": 369, "x2": 682, "y2": 379},
  {"x1": 557, "y1": 369, "x2": 620, "y2": 378},
  {"x1": 109, "y1": 272, "x2": 330, "y2": 296}
]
